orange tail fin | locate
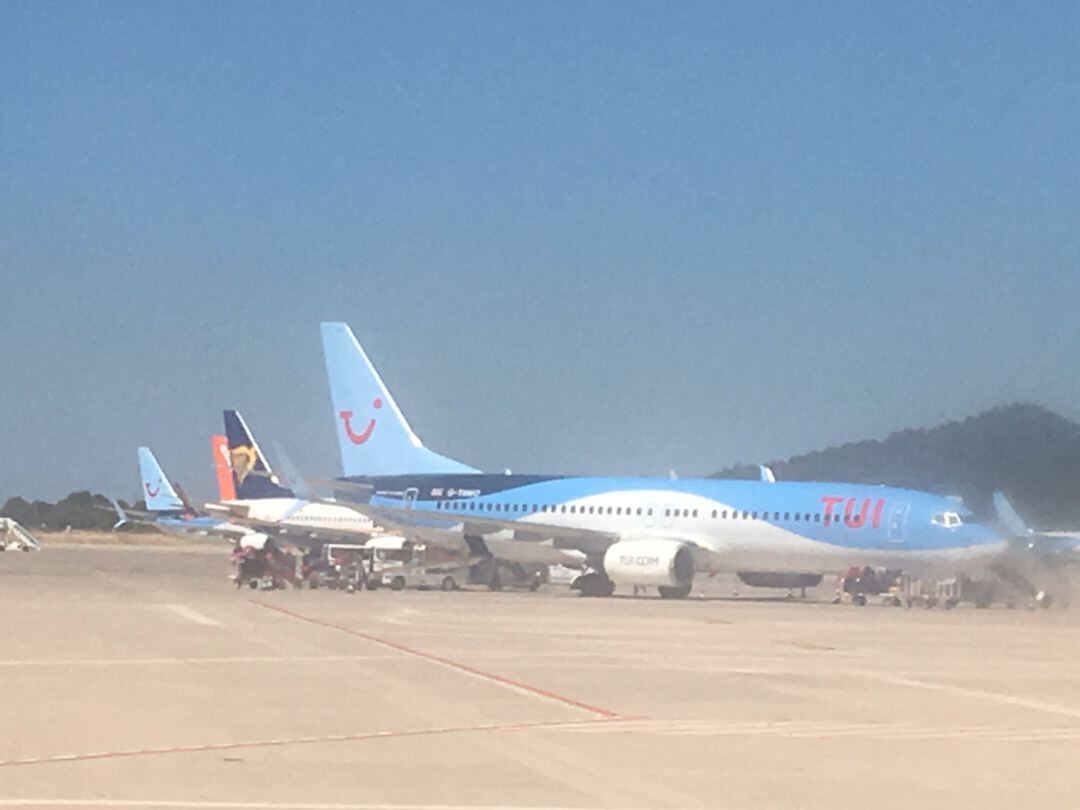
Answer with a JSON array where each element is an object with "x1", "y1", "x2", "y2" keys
[{"x1": 211, "y1": 434, "x2": 236, "y2": 501}]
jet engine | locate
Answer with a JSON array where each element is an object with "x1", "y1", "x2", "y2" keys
[{"x1": 602, "y1": 539, "x2": 695, "y2": 590}]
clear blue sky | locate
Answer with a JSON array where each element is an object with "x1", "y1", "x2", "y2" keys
[{"x1": 2, "y1": 1, "x2": 1079, "y2": 503}]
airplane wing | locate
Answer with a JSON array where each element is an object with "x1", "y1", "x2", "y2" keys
[
  {"x1": 347, "y1": 502, "x2": 619, "y2": 556},
  {"x1": 99, "y1": 500, "x2": 165, "y2": 531},
  {"x1": 994, "y1": 492, "x2": 1080, "y2": 565},
  {"x1": 305, "y1": 478, "x2": 619, "y2": 562},
  {"x1": 205, "y1": 501, "x2": 255, "y2": 520},
  {"x1": 1027, "y1": 532, "x2": 1080, "y2": 565},
  {"x1": 272, "y1": 444, "x2": 311, "y2": 500},
  {"x1": 993, "y1": 492, "x2": 1032, "y2": 538}
]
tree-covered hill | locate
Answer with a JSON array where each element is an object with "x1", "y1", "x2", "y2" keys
[
  {"x1": 0, "y1": 491, "x2": 134, "y2": 532},
  {"x1": 713, "y1": 404, "x2": 1080, "y2": 529}
]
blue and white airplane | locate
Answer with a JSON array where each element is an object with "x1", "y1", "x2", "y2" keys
[
  {"x1": 119, "y1": 447, "x2": 254, "y2": 541},
  {"x1": 320, "y1": 322, "x2": 1019, "y2": 598}
]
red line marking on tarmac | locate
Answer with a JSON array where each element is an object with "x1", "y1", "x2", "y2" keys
[
  {"x1": 252, "y1": 600, "x2": 620, "y2": 720},
  {"x1": 0, "y1": 718, "x2": 616, "y2": 768}
]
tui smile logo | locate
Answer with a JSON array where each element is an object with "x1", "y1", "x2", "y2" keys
[
  {"x1": 340, "y1": 398, "x2": 382, "y2": 445},
  {"x1": 145, "y1": 482, "x2": 160, "y2": 498}
]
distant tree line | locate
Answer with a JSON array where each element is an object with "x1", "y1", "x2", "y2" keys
[
  {"x1": 4, "y1": 404, "x2": 1078, "y2": 532},
  {"x1": 0, "y1": 491, "x2": 150, "y2": 532}
]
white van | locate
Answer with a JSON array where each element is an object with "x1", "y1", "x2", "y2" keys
[{"x1": 366, "y1": 535, "x2": 470, "y2": 592}]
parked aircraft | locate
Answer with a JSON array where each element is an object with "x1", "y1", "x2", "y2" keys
[
  {"x1": 204, "y1": 410, "x2": 378, "y2": 543},
  {"x1": 320, "y1": 321, "x2": 1015, "y2": 598},
  {"x1": 119, "y1": 446, "x2": 256, "y2": 542}
]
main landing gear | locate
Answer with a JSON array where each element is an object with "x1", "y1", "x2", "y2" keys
[
  {"x1": 572, "y1": 572, "x2": 616, "y2": 598},
  {"x1": 657, "y1": 584, "x2": 692, "y2": 599},
  {"x1": 571, "y1": 573, "x2": 693, "y2": 599}
]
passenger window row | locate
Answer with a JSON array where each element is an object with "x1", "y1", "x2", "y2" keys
[{"x1": 431, "y1": 500, "x2": 849, "y2": 526}]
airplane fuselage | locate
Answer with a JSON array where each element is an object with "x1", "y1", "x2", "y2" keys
[
  {"x1": 227, "y1": 497, "x2": 375, "y2": 537},
  {"x1": 345, "y1": 473, "x2": 1008, "y2": 576}
]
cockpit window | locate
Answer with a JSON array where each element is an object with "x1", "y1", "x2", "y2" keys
[{"x1": 932, "y1": 511, "x2": 965, "y2": 528}]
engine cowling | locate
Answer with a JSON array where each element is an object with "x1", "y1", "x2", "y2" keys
[{"x1": 603, "y1": 539, "x2": 695, "y2": 587}]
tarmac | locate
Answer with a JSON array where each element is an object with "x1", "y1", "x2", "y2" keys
[{"x1": 1, "y1": 539, "x2": 1079, "y2": 809}]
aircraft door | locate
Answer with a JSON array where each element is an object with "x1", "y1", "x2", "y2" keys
[
  {"x1": 403, "y1": 487, "x2": 419, "y2": 510},
  {"x1": 886, "y1": 503, "x2": 909, "y2": 544}
]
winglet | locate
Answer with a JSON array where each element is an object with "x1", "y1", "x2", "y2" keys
[
  {"x1": 320, "y1": 322, "x2": 478, "y2": 476},
  {"x1": 272, "y1": 442, "x2": 311, "y2": 500},
  {"x1": 109, "y1": 499, "x2": 130, "y2": 531},
  {"x1": 993, "y1": 492, "x2": 1032, "y2": 538}
]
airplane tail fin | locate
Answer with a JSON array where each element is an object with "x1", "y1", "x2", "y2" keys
[
  {"x1": 211, "y1": 434, "x2": 236, "y2": 501},
  {"x1": 223, "y1": 410, "x2": 294, "y2": 500},
  {"x1": 320, "y1": 322, "x2": 478, "y2": 477},
  {"x1": 137, "y1": 447, "x2": 185, "y2": 513}
]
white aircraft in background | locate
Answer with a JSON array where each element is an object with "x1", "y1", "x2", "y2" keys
[
  {"x1": 204, "y1": 411, "x2": 380, "y2": 545},
  {"x1": 205, "y1": 411, "x2": 566, "y2": 583}
]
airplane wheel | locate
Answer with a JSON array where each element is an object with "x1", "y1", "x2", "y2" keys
[
  {"x1": 658, "y1": 584, "x2": 692, "y2": 600},
  {"x1": 577, "y1": 573, "x2": 615, "y2": 598}
]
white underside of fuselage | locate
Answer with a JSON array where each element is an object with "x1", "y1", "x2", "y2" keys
[
  {"x1": 232, "y1": 498, "x2": 375, "y2": 537},
  {"x1": 486, "y1": 489, "x2": 1006, "y2": 579},
  {"x1": 686, "y1": 532, "x2": 1008, "y2": 579}
]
